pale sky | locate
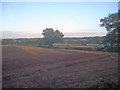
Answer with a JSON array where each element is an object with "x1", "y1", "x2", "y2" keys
[{"x1": 1, "y1": 2, "x2": 118, "y2": 38}]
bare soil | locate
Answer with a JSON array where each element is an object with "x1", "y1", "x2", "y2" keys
[{"x1": 2, "y1": 45, "x2": 118, "y2": 88}]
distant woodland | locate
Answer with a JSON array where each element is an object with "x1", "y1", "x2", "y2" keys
[{"x1": 2, "y1": 36, "x2": 105, "y2": 47}]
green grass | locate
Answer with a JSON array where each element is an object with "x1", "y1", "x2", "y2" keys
[
  {"x1": 54, "y1": 45, "x2": 72, "y2": 47},
  {"x1": 98, "y1": 44, "x2": 105, "y2": 46}
]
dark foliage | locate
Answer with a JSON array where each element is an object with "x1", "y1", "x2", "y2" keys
[
  {"x1": 100, "y1": 10, "x2": 120, "y2": 52},
  {"x1": 42, "y1": 28, "x2": 64, "y2": 48}
]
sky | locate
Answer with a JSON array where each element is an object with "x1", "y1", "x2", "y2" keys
[{"x1": 1, "y1": 2, "x2": 118, "y2": 38}]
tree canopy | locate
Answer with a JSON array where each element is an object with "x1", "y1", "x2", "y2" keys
[
  {"x1": 100, "y1": 10, "x2": 120, "y2": 52},
  {"x1": 42, "y1": 28, "x2": 64, "y2": 47}
]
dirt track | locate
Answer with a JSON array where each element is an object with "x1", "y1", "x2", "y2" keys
[{"x1": 2, "y1": 45, "x2": 118, "y2": 88}]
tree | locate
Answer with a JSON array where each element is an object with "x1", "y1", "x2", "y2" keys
[
  {"x1": 42, "y1": 28, "x2": 64, "y2": 47},
  {"x1": 100, "y1": 10, "x2": 120, "y2": 52}
]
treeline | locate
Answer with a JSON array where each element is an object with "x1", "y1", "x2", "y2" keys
[
  {"x1": 64, "y1": 36, "x2": 105, "y2": 46},
  {"x1": 2, "y1": 36, "x2": 105, "y2": 46},
  {"x1": 2, "y1": 38, "x2": 41, "y2": 47}
]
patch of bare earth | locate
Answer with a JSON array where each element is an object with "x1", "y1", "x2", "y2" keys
[{"x1": 2, "y1": 45, "x2": 118, "y2": 88}]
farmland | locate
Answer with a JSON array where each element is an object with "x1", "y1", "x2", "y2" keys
[
  {"x1": 2, "y1": 37, "x2": 105, "y2": 47},
  {"x1": 2, "y1": 37, "x2": 105, "y2": 52},
  {"x1": 2, "y1": 45, "x2": 118, "y2": 88}
]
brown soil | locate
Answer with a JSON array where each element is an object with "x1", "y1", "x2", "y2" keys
[{"x1": 2, "y1": 45, "x2": 118, "y2": 88}]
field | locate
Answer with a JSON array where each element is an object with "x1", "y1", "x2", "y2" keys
[
  {"x1": 2, "y1": 45, "x2": 118, "y2": 88},
  {"x1": 53, "y1": 43, "x2": 104, "y2": 51},
  {"x1": 2, "y1": 37, "x2": 104, "y2": 47}
]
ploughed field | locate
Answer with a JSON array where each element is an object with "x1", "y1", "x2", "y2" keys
[{"x1": 2, "y1": 45, "x2": 118, "y2": 88}]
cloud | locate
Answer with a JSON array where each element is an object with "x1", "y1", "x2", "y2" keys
[
  {"x1": 1, "y1": 31, "x2": 42, "y2": 39},
  {"x1": 64, "y1": 32, "x2": 106, "y2": 37}
]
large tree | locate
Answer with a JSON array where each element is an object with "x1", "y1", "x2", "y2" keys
[
  {"x1": 100, "y1": 10, "x2": 120, "y2": 52},
  {"x1": 42, "y1": 28, "x2": 64, "y2": 47}
]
